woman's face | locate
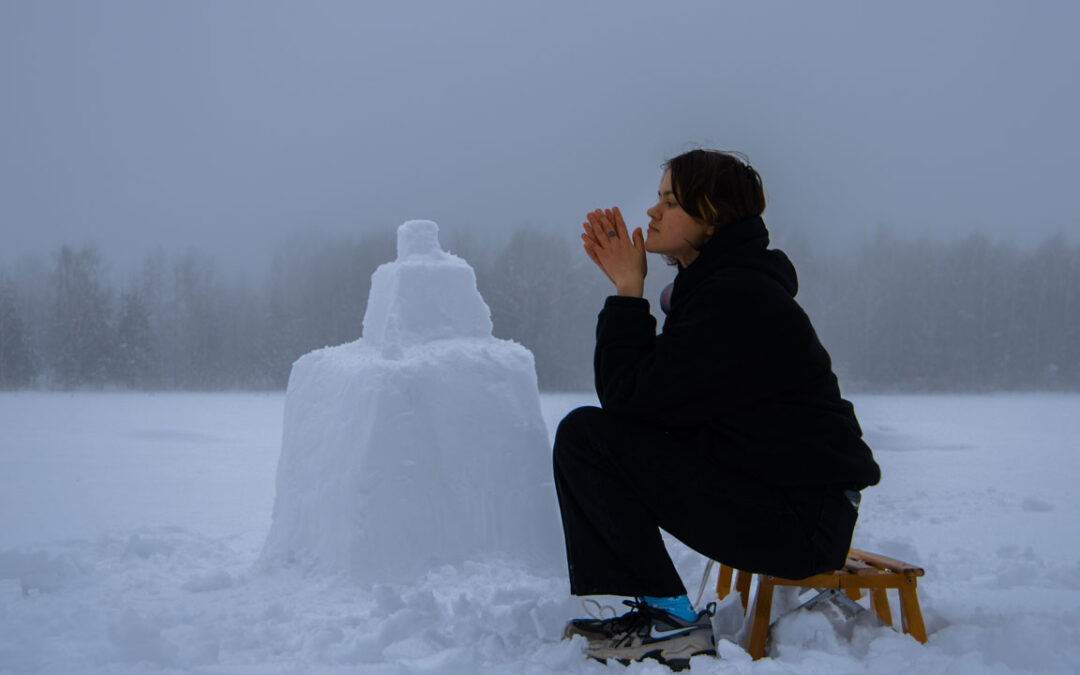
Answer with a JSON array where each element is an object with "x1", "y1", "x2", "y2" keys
[{"x1": 645, "y1": 170, "x2": 714, "y2": 267}]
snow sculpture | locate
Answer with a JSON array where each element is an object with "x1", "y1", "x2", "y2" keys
[{"x1": 261, "y1": 220, "x2": 563, "y2": 583}]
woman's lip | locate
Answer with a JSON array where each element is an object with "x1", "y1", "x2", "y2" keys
[{"x1": 648, "y1": 225, "x2": 658, "y2": 233}]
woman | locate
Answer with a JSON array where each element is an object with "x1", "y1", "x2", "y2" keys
[{"x1": 553, "y1": 149, "x2": 880, "y2": 668}]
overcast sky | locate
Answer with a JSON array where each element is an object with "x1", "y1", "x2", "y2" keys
[{"x1": 2, "y1": 0, "x2": 1078, "y2": 278}]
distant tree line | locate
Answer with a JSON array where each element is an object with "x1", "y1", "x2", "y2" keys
[
  {"x1": 0, "y1": 227, "x2": 1077, "y2": 392},
  {"x1": 790, "y1": 230, "x2": 1080, "y2": 391}
]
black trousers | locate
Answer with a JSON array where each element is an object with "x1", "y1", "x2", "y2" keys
[{"x1": 552, "y1": 406, "x2": 858, "y2": 597}]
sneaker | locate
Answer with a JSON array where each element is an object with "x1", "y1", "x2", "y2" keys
[{"x1": 585, "y1": 602, "x2": 717, "y2": 671}]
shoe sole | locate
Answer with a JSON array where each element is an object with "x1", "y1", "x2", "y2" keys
[
  {"x1": 588, "y1": 648, "x2": 717, "y2": 672},
  {"x1": 586, "y1": 631, "x2": 716, "y2": 670}
]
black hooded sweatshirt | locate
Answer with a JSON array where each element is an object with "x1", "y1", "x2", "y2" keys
[{"x1": 593, "y1": 216, "x2": 880, "y2": 490}]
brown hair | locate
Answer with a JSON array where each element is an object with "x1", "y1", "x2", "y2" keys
[{"x1": 663, "y1": 149, "x2": 766, "y2": 230}]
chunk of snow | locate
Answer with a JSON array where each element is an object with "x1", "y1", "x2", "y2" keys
[
  {"x1": 261, "y1": 220, "x2": 562, "y2": 584},
  {"x1": 1021, "y1": 497, "x2": 1053, "y2": 512},
  {"x1": 362, "y1": 219, "x2": 493, "y2": 357}
]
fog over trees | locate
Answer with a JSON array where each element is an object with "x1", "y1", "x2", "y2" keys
[{"x1": 0, "y1": 228, "x2": 1077, "y2": 392}]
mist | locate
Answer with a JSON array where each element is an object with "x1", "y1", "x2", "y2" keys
[
  {"x1": 3, "y1": 1, "x2": 1079, "y2": 272},
  {"x1": 2, "y1": 1, "x2": 1079, "y2": 391}
]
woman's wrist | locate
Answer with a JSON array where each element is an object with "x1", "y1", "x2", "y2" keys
[{"x1": 614, "y1": 280, "x2": 644, "y2": 298}]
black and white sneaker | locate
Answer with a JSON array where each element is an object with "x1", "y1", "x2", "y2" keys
[{"x1": 583, "y1": 601, "x2": 717, "y2": 671}]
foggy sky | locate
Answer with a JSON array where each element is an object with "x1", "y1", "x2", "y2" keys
[{"x1": 2, "y1": 0, "x2": 1079, "y2": 278}]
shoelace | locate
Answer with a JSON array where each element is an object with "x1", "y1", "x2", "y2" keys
[
  {"x1": 607, "y1": 599, "x2": 661, "y2": 645},
  {"x1": 578, "y1": 597, "x2": 658, "y2": 639},
  {"x1": 618, "y1": 598, "x2": 656, "y2": 630},
  {"x1": 581, "y1": 598, "x2": 654, "y2": 624},
  {"x1": 581, "y1": 597, "x2": 618, "y2": 621}
]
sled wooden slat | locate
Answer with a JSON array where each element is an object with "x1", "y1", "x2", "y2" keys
[
  {"x1": 710, "y1": 548, "x2": 927, "y2": 659},
  {"x1": 849, "y1": 549, "x2": 924, "y2": 576},
  {"x1": 734, "y1": 569, "x2": 752, "y2": 610},
  {"x1": 846, "y1": 559, "x2": 878, "y2": 575}
]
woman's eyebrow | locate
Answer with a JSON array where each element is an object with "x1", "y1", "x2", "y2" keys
[{"x1": 659, "y1": 190, "x2": 675, "y2": 198}]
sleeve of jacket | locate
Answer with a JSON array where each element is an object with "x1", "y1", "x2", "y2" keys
[{"x1": 593, "y1": 291, "x2": 743, "y2": 425}]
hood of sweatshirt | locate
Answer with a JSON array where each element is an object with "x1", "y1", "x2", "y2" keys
[{"x1": 670, "y1": 215, "x2": 798, "y2": 302}]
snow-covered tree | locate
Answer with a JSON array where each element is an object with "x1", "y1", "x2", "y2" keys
[
  {"x1": 0, "y1": 272, "x2": 36, "y2": 388},
  {"x1": 45, "y1": 246, "x2": 114, "y2": 387},
  {"x1": 112, "y1": 289, "x2": 155, "y2": 388}
]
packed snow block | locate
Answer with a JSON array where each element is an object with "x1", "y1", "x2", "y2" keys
[{"x1": 261, "y1": 220, "x2": 563, "y2": 583}]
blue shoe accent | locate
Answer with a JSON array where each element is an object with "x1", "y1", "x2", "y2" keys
[{"x1": 642, "y1": 594, "x2": 698, "y2": 622}]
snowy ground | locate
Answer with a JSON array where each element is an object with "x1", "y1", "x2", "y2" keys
[{"x1": 1, "y1": 391, "x2": 1078, "y2": 674}]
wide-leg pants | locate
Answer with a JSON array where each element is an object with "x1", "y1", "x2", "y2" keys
[{"x1": 552, "y1": 406, "x2": 858, "y2": 597}]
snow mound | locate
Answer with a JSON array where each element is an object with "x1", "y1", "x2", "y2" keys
[{"x1": 260, "y1": 220, "x2": 562, "y2": 584}]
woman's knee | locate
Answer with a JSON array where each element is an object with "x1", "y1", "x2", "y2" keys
[{"x1": 553, "y1": 406, "x2": 605, "y2": 465}]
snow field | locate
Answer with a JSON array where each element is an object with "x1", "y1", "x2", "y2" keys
[{"x1": 1, "y1": 391, "x2": 1079, "y2": 673}]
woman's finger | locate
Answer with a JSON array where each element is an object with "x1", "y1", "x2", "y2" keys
[
  {"x1": 587, "y1": 211, "x2": 612, "y2": 248},
  {"x1": 583, "y1": 240, "x2": 614, "y2": 283},
  {"x1": 582, "y1": 222, "x2": 600, "y2": 246},
  {"x1": 584, "y1": 214, "x2": 598, "y2": 245},
  {"x1": 613, "y1": 207, "x2": 631, "y2": 242},
  {"x1": 596, "y1": 209, "x2": 620, "y2": 243},
  {"x1": 601, "y1": 209, "x2": 619, "y2": 239},
  {"x1": 583, "y1": 240, "x2": 601, "y2": 267},
  {"x1": 634, "y1": 226, "x2": 648, "y2": 279}
]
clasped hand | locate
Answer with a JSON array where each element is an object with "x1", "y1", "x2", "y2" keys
[{"x1": 581, "y1": 207, "x2": 647, "y2": 298}]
